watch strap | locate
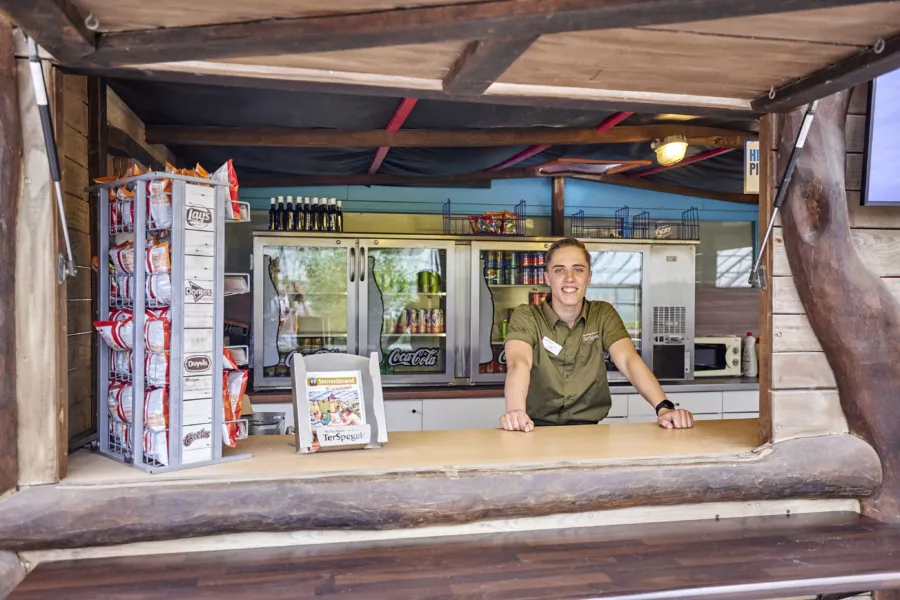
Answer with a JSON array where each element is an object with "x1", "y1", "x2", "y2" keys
[{"x1": 654, "y1": 399, "x2": 675, "y2": 415}]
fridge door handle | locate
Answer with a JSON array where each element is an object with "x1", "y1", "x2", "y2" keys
[
  {"x1": 349, "y1": 246, "x2": 356, "y2": 283},
  {"x1": 360, "y1": 246, "x2": 367, "y2": 282}
]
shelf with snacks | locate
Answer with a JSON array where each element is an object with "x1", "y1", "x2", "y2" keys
[
  {"x1": 442, "y1": 199, "x2": 527, "y2": 236},
  {"x1": 90, "y1": 162, "x2": 252, "y2": 474}
]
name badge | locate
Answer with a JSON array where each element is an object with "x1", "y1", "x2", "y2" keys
[{"x1": 542, "y1": 336, "x2": 563, "y2": 356}]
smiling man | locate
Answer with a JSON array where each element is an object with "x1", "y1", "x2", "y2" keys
[{"x1": 501, "y1": 238, "x2": 694, "y2": 432}]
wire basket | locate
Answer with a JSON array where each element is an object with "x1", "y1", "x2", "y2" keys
[
  {"x1": 651, "y1": 207, "x2": 700, "y2": 241},
  {"x1": 442, "y1": 199, "x2": 526, "y2": 236},
  {"x1": 570, "y1": 206, "x2": 631, "y2": 239},
  {"x1": 631, "y1": 211, "x2": 651, "y2": 240}
]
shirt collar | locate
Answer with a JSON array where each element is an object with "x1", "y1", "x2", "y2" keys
[{"x1": 541, "y1": 295, "x2": 589, "y2": 327}]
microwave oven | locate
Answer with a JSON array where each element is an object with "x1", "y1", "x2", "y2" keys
[{"x1": 694, "y1": 335, "x2": 742, "y2": 377}]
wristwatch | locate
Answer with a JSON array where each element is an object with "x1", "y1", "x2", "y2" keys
[{"x1": 654, "y1": 399, "x2": 675, "y2": 415}]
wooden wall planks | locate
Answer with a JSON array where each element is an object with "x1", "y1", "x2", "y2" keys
[{"x1": 768, "y1": 84, "x2": 900, "y2": 448}]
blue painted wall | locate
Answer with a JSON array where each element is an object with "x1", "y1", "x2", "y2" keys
[{"x1": 240, "y1": 177, "x2": 757, "y2": 224}]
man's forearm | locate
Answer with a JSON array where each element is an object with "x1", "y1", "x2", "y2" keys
[
  {"x1": 623, "y1": 355, "x2": 667, "y2": 406},
  {"x1": 504, "y1": 362, "x2": 530, "y2": 412}
]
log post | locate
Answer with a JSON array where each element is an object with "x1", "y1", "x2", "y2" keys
[
  {"x1": 551, "y1": 176, "x2": 565, "y2": 236},
  {"x1": 0, "y1": 21, "x2": 21, "y2": 497},
  {"x1": 777, "y1": 91, "x2": 900, "y2": 522}
]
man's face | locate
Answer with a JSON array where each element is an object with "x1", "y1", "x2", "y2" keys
[{"x1": 544, "y1": 246, "x2": 591, "y2": 307}]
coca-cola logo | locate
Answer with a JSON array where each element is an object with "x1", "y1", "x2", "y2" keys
[
  {"x1": 387, "y1": 347, "x2": 440, "y2": 367},
  {"x1": 183, "y1": 428, "x2": 211, "y2": 447},
  {"x1": 184, "y1": 355, "x2": 211, "y2": 372},
  {"x1": 498, "y1": 349, "x2": 507, "y2": 365},
  {"x1": 314, "y1": 348, "x2": 339, "y2": 354},
  {"x1": 186, "y1": 204, "x2": 212, "y2": 228}
]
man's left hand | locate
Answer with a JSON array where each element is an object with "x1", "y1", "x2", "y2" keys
[{"x1": 657, "y1": 408, "x2": 694, "y2": 429}]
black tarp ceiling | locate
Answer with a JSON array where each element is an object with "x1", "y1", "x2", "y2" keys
[{"x1": 108, "y1": 78, "x2": 755, "y2": 194}]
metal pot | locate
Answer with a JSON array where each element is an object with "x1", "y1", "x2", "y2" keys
[{"x1": 246, "y1": 412, "x2": 286, "y2": 435}]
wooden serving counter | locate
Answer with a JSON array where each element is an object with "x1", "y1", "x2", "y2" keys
[{"x1": 66, "y1": 420, "x2": 761, "y2": 485}]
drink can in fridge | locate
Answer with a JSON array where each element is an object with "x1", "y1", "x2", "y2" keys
[
  {"x1": 500, "y1": 268, "x2": 512, "y2": 285},
  {"x1": 520, "y1": 268, "x2": 529, "y2": 286},
  {"x1": 529, "y1": 291, "x2": 540, "y2": 305},
  {"x1": 397, "y1": 309, "x2": 409, "y2": 332},
  {"x1": 535, "y1": 251, "x2": 545, "y2": 267},
  {"x1": 432, "y1": 308, "x2": 444, "y2": 333},
  {"x1": 408, "y1": 308, "x2": 420, "y2": 333},
  {"x1": 325, "y1": 336, "x2": 335, "y2": 348},
  {"x1": 485, "y1": 268, "x2": 499, "y2": 285},
  {"x1": 500, "y1": 319, "x2": 509, "y2": 340},
  {"x1": 521, "y1": 252, "x2": 531, "y2": 267},
  {"x1": 417, "y1": 271, "x2": 431, "y2": 294},
  {"x1": 502, "y1": 251, "x2": 517, "y2": 268},
  {"x1": 417, "y1": 309, "x2": 428, "y2": 334},
  {"x1": 509, "y1": 267, "x2": 520, "y2": 285}
]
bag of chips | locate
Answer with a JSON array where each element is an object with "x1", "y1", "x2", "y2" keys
[
  {"x1": 143, "y1": 430, "x2": 169, "y2": 466},
  {"x1": 144, "y1": 387, "x2": 169, "y2": 431},
  {"x1": 212, "y1": 159, "x2": 242, "y2": 221},
  {"x1": 223, "y1": 348, "x2": 239, "y2": 371},
  {"x1": 94, "y1": 308, "x2": 170, "y2": 352},
  {"x1": 94, "y1": 317, "x2": 133, "y2": 351},
  {"x1": 222, "y1": 369, "x2": 248, "y2": 447},
  {"x1": 145, "y1": 312, "x2": 171, "y2": 353},
  {"x1": 109, "y1": 239, "x2": 171, "y2": 275},
  {"x1": 145, "y1": 352, "x2": 169, "y2": 387}
]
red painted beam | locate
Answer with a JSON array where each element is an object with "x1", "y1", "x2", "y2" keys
[
  {"x1": 627, "y1": 147, "x2": 733, "y2": 178},
  {"x1": 487, "y1": 111, "x2": 634, "y2": 172},
  {"x1": 368, "y1": 97, "x2": 418, "y2": 175}
]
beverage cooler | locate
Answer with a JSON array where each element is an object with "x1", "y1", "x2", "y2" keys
[
  {"x1": 469, "y1": 241, "x2": 695, "y2": 384},
  {"x1": 252, "y1": 234, "x2": 455, "y2": 389}
]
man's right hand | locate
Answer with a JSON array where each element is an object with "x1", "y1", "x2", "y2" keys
[{"x1": 500, "y1": 409, "x2": 534, "y2": 432}]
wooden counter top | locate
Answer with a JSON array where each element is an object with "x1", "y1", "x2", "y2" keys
[{"x1": 65, "y1": 420, "x2": 761, "y2": 486}]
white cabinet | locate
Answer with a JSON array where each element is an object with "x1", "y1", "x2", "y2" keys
[
  {"x1": 667, "y1": 391, "x2": 723, "y2": 415},
  {"x1": 723, "y1": 390, "x2": 759, "y2": 414},
  {"x1": 422, "y1": 397, "x2": 506, "y2": 431},
  {"x1": 383, "y1": 400, "x2": 423, "y2": 432},
  {"x1": 609, "y1": 393, "x2": 628, "y2": 418},
  {"x1": 724, "y1": 411, "x2": 758, "y2": 420}
]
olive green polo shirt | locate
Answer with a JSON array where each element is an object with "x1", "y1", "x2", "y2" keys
[{"x1": 506, "y1": 298, "x2": 631, "y2": 424}]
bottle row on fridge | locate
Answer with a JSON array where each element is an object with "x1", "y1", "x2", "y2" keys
[{"x1": 267, "y1": 196, "x2": 344, "y2": 233}]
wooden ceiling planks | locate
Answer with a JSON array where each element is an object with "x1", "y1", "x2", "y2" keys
[
  {"x1": 217, "y1": 42, "x2": 467, "y2": 81},
  {"x1": 644, "y1": 1, "x2": 900, "y2": 46},
  {"x1": 499, "y1": 28, "x2": 862, "y2": 99},
  {"x1": 68, "y1": 0, "x2": 480, "y2": 32}
]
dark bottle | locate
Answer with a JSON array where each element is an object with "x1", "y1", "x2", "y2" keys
[
  {"x1": 336, "y1": 199, "x2": 344, "y2": 232},
  {"x1": 274, "y1": 196, "x2": 285, "y2": 231},
  {"x1": 322, "y1": 198, "x2": 332, "y2": 232},
  {"x1": 327, "y1": 198, "x2": 337, "y2": 232},
  {"x1": 294, "y1": 196, "x2": 304, "y2": 231},
  {"x1": 317, "y1": 197, "x2": 327, "y2": 232},
  {"x1": 309, "y1": 198, "x2": 320, "y2": 232},
  {"x1": 267, "y1": 197, "x2": 276, "y2": 231},
  {"x1": 285, "y1": 197, "x2": 295, "y2": 231}
]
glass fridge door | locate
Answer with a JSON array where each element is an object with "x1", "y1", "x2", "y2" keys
[
  {"x1": 469, "y1": 241, "x2": 554, "y2": 384},
  {"x1": 583, "y1": 246, "x2": 647, "y2": 381},
  {"x1": 359, "y1": 239, "x2": 455, "y2": 385},
  {"x1": 252, "y1": 236, "x2": 358, "y2": 390}
]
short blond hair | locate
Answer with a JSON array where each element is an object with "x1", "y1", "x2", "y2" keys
[{"x1": 544, "y1": 238, "x2": 591, "y2": 271}]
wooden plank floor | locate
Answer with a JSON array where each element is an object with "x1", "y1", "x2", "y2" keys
[{"x1": 10, "y1": 512, "x2": 900, "y2": 600}]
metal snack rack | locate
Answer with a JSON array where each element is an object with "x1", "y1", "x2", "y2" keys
[
  {"x1": 93, "y1": 172, "x2": 251, "y2": 473},
  {"x1": 570, "y1": 206, "x2": 700, "y2": 241},
  {"x1": 442, "y1": 199, "x2": 527, "y2": 236}
]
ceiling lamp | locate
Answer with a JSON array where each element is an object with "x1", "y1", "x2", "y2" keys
[{"x1": 652, "y1": 135, "x2": 688, "y2": 166}]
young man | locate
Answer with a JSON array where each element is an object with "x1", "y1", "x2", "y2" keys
[{"x1": 501, "y1": 238, "x2": 694, "y2": 432}]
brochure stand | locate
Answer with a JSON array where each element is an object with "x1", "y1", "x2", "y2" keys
[{"x1": 290, "y1": 353, "x2": 388, "y2": 454}]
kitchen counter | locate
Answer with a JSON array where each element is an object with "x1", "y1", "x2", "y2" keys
[{"x1": 249, "y1": 376, "x2": 758, "y2": 403}]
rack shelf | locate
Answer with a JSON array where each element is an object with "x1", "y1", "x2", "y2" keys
[
  {"x1": 382, "y1": 333, "x2": 447, "y2": 338},
  {"x1": 570, "y1": 206, "x2": 700, "y2": 241},
  {"x1": 443, "y1": 199, "x2": 527, "y2": 236}
]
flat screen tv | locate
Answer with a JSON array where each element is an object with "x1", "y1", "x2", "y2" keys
[{"x1": 863, "y1": 67, "x2": 900, "y2": 206}]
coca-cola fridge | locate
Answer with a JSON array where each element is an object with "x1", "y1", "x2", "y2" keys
[
  {"x1": 252, "y1": 233, "x2": 456, "y2": 389},
  {"x1": 468, "y1": 240, "x2": 653, "y2": 384}
]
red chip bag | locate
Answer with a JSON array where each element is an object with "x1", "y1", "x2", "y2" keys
[
  {"x1": 143, "y1": 430, "x2": 169, "y2": 466},
  {"x1": 94, "y1": 319, "x2": 133, "y2": 351},
  {"x1": 222, "y1": 369, "x2": 248, "y2": 447},
  {"x1": 145, "y1": 316, "x2": 170, "y2": 353},
  {"x1": 212, "y1": 159, "x2": 241, "y2": 221},
  {"x1": 145, "y1": 352, "x2": 169, "y2": 387},
  {"x1": 144, "y1": 387, "x2": 169, "y2": 432},
  {"x1": 223, "y1": 348, "x2": 239, "y2": 371}
]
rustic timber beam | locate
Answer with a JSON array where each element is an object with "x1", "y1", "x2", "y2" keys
[
  {"x1": 82, "y1": 0, "x2": 877, "y2": 67},
  {"x1": 0, "y1": 0, "x2": 95, "y2": 61},
  {"x1": 488, "y1": 111, "x2": 635, "y2": 172},
  {"x1": 442, "y1": 37, "x2": 538, "y2": 96},
  {"x1": 580, "y1": 174, "x2": 758, "y2": 205},
  {"x1": 0, "y1": 435, "x2": 879, "y2": 550},
  {"x1": 107, "y1": 125, "x2": 164, "y2": 171},
  {"x1": 776, "y1": 90, "x2": 900, "y2": 523},
  {"x1": 144, "y1": 125, "x2": 752, "y2": 148},
  {"x1": 753, "y1": 34, "x2": 900, "y2": 112},
  {"x1": 0, "y1": 19, "x2": 19, "y2": 497},
  {"x1": 627, "y1": 147, "x2": 735, "y2": 178},
  {"x1": 66, "y1": 65, "x2": 760, "y2": 118},
  {"x1": 551, "y1": 177, "x2": 565, "y2": 236},
  {"x1": 239, "y1": 168, "x2": 537, "y2": 188}
]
